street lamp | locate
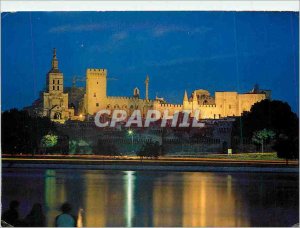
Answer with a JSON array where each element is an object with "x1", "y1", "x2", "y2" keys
[{"x1": 128, "y1": 129, "x2": 134, "y2": 152}]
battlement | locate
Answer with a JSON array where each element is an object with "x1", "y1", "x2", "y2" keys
[
  {"x1": 86, "y1": 69, "x2": 107, "y2": 78},
  {"x1": 159, "y1": 103, "x2": 182, "y2": 108},
  {"x1": 87, "y1": 68, "x2": 107, "y2": 73},
  {"x1": 199, "y1": 104, "x2": 217, "y2": 108},
  {"x1": 107, "y1": 96, "x2": 132, "y2": 100},
  {"x1": 107, "y1": 96, "x2": 153, "y2": 102}
]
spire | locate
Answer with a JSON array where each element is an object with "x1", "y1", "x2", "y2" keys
[
  {"x1": 183, "y1": 90, "x2": 188, "y2": 102},
  {"x1": 53, "y1": 48, "x2": 57, "y2": 58},
  {"x1": 145, "y1": 75, "x2": 149, "y2": 82},
  {"x1": 51, "y1": 48, "x2": 59, "y2": 70},
  {"x1": 145, "y1": 75, "x2": 149, "y2": 100},
  {"x1": 192, "y1": 91, "x2": 197, "y2": 101}
]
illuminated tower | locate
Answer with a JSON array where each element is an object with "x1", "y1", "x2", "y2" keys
[
  {"x1": 84, "y1": 68, "x2": 107, "y2": 115},
  {"x1": 43, "y1": 48, "x2": 73, "y2": 123},
  {"x1": 145, "y1": 75, "x2": 149, "y2": 100},
  {"x1": 46, "y1": 48, "x2": 64, "y2": 93}
]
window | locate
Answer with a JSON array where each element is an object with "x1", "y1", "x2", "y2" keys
[
  {"x1": 53, "y1": 86, "x2": 55, "y2": 90},
  {"x1": 229, "y1": 105, "x2": 231, "y2": 109},
  {"x1": 96, "y1": 103, "x2": 99, "y2": 107},
  {"x1": 58, "y1": 80, "x2": 60, "y2": 84},
  {"x1": 97, "y1": 81, "x2": 98, "y2": 84},
  {"x1": 94, "y1": 93, "x2": 96, "y2": 97},
  {"x1": 57, "y1": 86, "x2": 59, "y2": 90},
  {"x1": 53, "y1": 80, "x2": 55, "y2": 84}
]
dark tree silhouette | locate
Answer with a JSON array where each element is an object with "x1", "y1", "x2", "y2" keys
[
  {"x1": 232, "y1": 100, "x2": 299, "y2": 159},
  {"x1": 273, "y1": 134, "x2": 299, "y2": 162},
  {"x1": 1, "y1": 109, "x2": 56, "y2": 155},
  {"x1": 93, "y1": 139, "x2": 120, "y2": 156},
  {"x1": 137, "y1": 141, "x2": 164, "y2": 159}
]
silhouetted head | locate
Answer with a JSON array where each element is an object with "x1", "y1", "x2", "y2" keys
[
  {"x1": 9, "y1": 200, "x2": 20, "y2": 210},
  {"x1": 60, "y1": 202, "x2": 72, "y2": 214}
]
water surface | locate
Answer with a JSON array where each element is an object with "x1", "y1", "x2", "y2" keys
[{"x1": 1, "y1": 168, "x2": 298, "y2": 227}]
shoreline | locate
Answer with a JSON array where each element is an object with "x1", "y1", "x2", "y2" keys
[{"x1": 2, "y1": 156, "x2": 298, "y2": 173}]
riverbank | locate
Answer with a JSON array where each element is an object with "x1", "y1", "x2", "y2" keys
[{"x1": 2, "y1": 155, "x2": 298, "y2": 173}]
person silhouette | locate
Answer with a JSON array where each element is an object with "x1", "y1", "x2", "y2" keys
[
  {"x1": 2, "y1": 200, "x2": 20, "y2": 226},
  {"x1": 24, "y1": 203, "x2": 46, "y2": 227},
  {"x1": 55, "y1": 202, "x2": 76, "y2": 227}
]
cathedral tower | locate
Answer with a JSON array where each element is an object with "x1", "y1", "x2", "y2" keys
[
  {"x1": 43, "y1": 48, "x2": 73, "y2": 123},
  {"x1": 46, "y1": 48, "x2": 64, "y2": 93}
]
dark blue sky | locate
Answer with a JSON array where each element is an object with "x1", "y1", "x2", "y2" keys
[{"x1": 2, "y1": 11, "x2": 299, "y2": 113}]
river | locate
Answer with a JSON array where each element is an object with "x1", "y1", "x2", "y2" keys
[{"x1": 1, "y1": 168, "x2": 298, "y2": 227}]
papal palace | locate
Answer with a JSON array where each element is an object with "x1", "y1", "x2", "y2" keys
[{"x1": 26, "y1": 49, "x2": 271, "y2": 123}]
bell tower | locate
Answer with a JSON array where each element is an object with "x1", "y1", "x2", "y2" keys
[
  {"x1": 43, "y1": 48, "x2": 72, "y2": 123},
  {"x1": 47, "y1": 48, "x2": 64, "y2": 93}
]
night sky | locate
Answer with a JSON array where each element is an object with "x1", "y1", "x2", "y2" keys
[{"x1": 1, "y1": 11, "x2": 299, "y2": 113}]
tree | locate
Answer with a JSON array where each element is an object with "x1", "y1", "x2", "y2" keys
[
  {"x1": 273, "y1": 134, "x2": 299, "y2": 163},
  {"x1": 41, "y1": 134, "x2": 58, "y2": 148},
  {"x1": 232, "y1": 100, "x2": 299, "y2": 159},
  {"x1": 252, "y1": 129, "x2": 275, "y2": 153},
  {"x1": 40, "y1": 134, "x2": 59, "y2": 154},
  {"x1": 93, "y1": 139, "x2": 119, "y2": 156},
  {"x1": 137, "y1": 141, "x2": 163, "y2": 159},
  {"x1": 1, "y1": 109, "x2": 56, "y2": 155},
  {"x1": 232, "y1": 100, "x2": 298, "y2": 138}
]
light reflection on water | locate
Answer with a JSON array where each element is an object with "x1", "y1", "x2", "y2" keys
[{"x1": 1, "y1": 169, "x2": 298, "y2": 227}]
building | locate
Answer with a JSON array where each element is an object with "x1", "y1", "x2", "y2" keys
[
  {"x1": 82, "y1": 68, "x2": 269, "y2": 119},
  {"x1": 26, "y1": 49, "x2": 270, "y2": 122},
  {"x1": 41, "y1": 48, "x2": 74, "y2": 123}
]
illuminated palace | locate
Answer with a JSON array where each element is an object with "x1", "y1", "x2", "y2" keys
[{"x1": 27, "y1": 49, "x2": 271, "y2": 123}]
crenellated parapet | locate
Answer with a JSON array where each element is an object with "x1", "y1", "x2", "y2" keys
[
  {"x1": 107, "y1": 96, "x2": 136, "y2": 100},
  {"x1": 107, "y1": 96, "x2": 153, "y2": 102},
  {"x1": 87, "y1": 68, "x2": 107, "y2": 73},
  {"x1": 158, "y1": 103, "x2": 183, "y2": 108},
  {"x1": 199, "y1": 104, "x2": 217, "y2": 108},
  {"x1": 86, "y1": 68, "x2": 107, "y2": 77}
]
